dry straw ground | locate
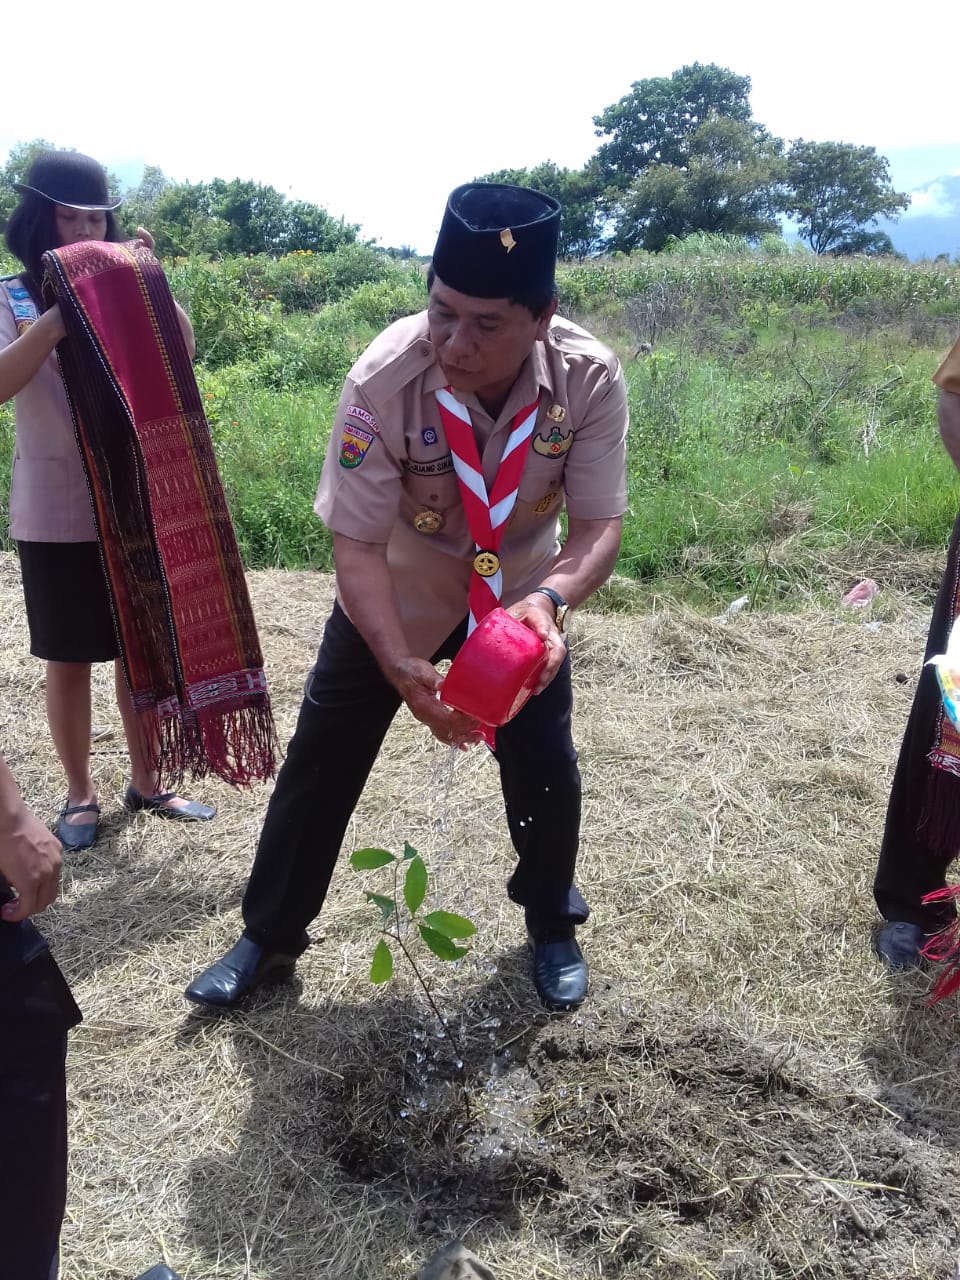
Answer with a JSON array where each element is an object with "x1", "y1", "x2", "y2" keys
[{"x1": 2, "y1": 550, "x2": 960, "y2": 1280}]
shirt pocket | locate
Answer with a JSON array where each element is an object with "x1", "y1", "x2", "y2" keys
[{"x1": 11, "y1": 455, "x2": 71, "y2": 512}]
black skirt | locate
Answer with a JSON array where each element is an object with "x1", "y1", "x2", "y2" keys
[{"x1": 17, "y1": 541, "x2": 119, "y2": 663}]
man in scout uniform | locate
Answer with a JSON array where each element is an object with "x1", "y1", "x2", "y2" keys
[{"x1": 186, "y1": 183, "x2": 629, "y2": 1013}]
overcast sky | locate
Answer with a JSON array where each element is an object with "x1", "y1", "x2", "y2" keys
[{"x1": 4, "y1": 0, "x2": 958, "y2": 252}]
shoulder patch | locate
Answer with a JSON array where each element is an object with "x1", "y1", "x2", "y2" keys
[
  {"x1": 1, "y1": 276, "x2": 37, "y2": 335},
  {"x1": 339, "y1": 419, "x2": 376, "y2": 469},
  {"x1": 345, "y1": 403, "x2": 379, "y2": 435}
]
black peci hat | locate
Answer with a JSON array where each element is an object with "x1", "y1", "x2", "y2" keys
[
  {"x1": 13, "y1": 150, "x2": 122, "y2": 211},
  {"x1": 431, "y1": 183, "x2": 560, "y2": 299}
]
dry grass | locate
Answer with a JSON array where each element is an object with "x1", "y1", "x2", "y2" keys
[{"x1": 2, "y1": 550, "x2": 959, "y2": 1279}]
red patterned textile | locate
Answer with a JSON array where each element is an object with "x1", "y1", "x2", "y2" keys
[{"x1": 42, "y1": 240, "x2": 276, "y2": 787}]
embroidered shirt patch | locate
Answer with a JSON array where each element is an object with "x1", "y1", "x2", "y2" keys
[
  {"x1": 405, "y1": 455, "x2": 454, "y2": 477},
  {"x1": 532, "y1": 426, "x2": 573, "y2": 458},
  {"x1": 2, "y1": 279, "x2": 37, "y2": 336},
  {"x1": 339, "y1": 423, "x2": 375, "y2": 468},
  {"x1": 345, "y1": 403, "x2": 379, "y2": 435}
]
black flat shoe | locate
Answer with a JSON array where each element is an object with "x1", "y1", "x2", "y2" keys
[
  {"x1": 185, "y1": 935, "x2": 298, "y2": 1011},
  {"x1": 529, "y1": 933, "x2": 588, "y2": 1010},
  {"x1": 124, "y1": 784, "x2": 215, "y2": 822},
  {"x1": 133, "y1": 1266, "x2": 182, "y2": 1280},
  {"x1": 57, "y1": 802, "x2": 100, "y2": 850}
]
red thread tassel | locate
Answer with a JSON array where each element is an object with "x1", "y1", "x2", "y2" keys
[{"x1": 921, "y1": 886, "x2": 960, "y2": 1002}]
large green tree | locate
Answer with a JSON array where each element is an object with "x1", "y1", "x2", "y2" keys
[
  {"x1": 784, "y1": 140, "x2": 909, "y2": 254},
  {"x1": 610, "y1": 115, "x2": 785, "y2": 252},
  {"x1": 136, "y1": 176, "x2": 360, "y2": 258},
  {"x1": 593, "y1": 63, "x2": 756, "y2": 184},
  {"x1": 475, "y1": 160, "x2": 606, "y2": 260}
]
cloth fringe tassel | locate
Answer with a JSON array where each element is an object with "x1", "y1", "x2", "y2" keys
[
  {"x1": 922, "y1": 886, "x2": 960, "y2": 1002},
  {"x1": 138, "y1": 700, "x2": 278, "y2": 792},
  {"x1": 919, "y1": 763, "x2": 960, "y2": 857}
]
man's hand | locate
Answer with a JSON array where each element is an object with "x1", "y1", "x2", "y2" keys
[
  {"x1": 393, "y1": 656, "x2": 484, "y2": 749},
  {"x1": 507, "y1": 595, "x2": 567, "y2": 693},
  {"x1": 0, "y1": 804, "x2": 62, "y2": 922},
  {"x1": 136, "y1": 226, "x2": 156, "y2": 253}
]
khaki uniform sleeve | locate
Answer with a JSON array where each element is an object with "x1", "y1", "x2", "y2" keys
[
  {"x1": 314, "y1": 379, "x2": 405, "y2": 543},
  {"x1": 934, "y1": 336, "x2": 960, "y2": 394},
  {"x1": 562, "y1": 360, "x2": 629, "y2": 520},
  {"x1": 0, "y1": 291, "x2": 18, "y2": 354}
]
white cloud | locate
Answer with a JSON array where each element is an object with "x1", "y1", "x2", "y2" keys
[{"x1": 903, "y1": 182, "x2": 956, "y2": 219}]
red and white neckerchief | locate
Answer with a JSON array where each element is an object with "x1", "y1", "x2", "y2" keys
[{"x1": 435, "y1": 386, "x2": 540, "y2": 632}]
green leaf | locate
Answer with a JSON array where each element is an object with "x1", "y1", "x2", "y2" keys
[
  {"x1": 370, "y1": 938, "x2": 394, "y2": 983},
  {"x1": 419, "y1": 923, "x2": 470, "y2": 962},
  {"x1": 402, "y1": 841, "x2": 418, "y2": 861},
  {"x1": 422, "y1": 910, "x2": 476, "y2": 939},
  {"x1": 365, "y1": 891, "x2": 395, "y2": 921},
  {"x1": 350, "y1": 847, "x2": 396, "y2": 870},
  {"x1": 404, "y1": 855, "x2": 427, "y2": 914}
]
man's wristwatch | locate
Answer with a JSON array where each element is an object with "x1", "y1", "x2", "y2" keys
[{"x1": 531, "y1": 586, "x2": 569, "y2": 632}]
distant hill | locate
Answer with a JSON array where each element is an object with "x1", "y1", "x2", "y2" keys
[{"x1": 881, "y1": 173, "x2": 960, "y2": 261}]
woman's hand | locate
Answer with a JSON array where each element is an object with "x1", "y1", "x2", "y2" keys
[{"x1": 136, "y1": 226, "x2": 156, "y2": 253}]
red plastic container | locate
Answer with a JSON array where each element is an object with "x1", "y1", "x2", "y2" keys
[{"x1": 440, "y1": 608, "x2": 547, "y2": 726}]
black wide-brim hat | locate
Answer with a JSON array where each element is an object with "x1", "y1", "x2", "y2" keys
[
  {"x1": 432, "y1": 183, "x2": 560, "y2": 299},
  {"x1": 13, "y1": 149, "x2": 122, "y2": 211}
]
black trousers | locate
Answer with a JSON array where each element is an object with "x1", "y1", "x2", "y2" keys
[
  {"x1": 874, "y1": 511, "x2": 960, "y2": 929},
  {"x1": 243, "y1": 603, "x2": 588, "y2": 954},
  {"x1": 0, "y1": 922, "x2": 82, "y2": 1280}
]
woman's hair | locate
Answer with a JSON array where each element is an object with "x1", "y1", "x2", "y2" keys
[{"x1": 5, "y1": 192, "x2": 121, "y2": 304}]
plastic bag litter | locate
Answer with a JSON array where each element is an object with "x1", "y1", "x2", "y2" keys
[{"x1": 841, "y1": 578, "x2": 879, "y2": 607}]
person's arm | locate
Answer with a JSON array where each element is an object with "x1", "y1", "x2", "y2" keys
[
  {"x1": 939, "y1": 390, "x2": 960, "y2": 473},
  {"x1": 332, "y1": 532, "x2": 483, "y2": 748},
  {"x1": 174, "y1": 303, "x2": 196, "y2": 360},
  {"x1": 0, "y1": 306, "x2": 66, "y2": 404},
  {"x1": 135, "y1": 226, "x2": 196, "y2": 359},
  {"x1": 507, "y1": 514, "x2": 623, "y2": 691},
  {"x1": 0, "y1": 753, "x2": 62, "y2": 922}
]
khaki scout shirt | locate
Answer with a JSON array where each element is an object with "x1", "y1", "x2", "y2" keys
[
  {"x1": 315, "y1": 311, "x2": 629, "y2": 659},
  {"x1": 934, "y1": 336, "x2": 960, "y2": 395},
  {"x1": 0, "y1": 279, "x2": 98, "y2": 542}
]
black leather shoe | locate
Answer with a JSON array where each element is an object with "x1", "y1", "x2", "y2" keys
[
  {"x1": 57, "y1": 802, "x2": 100, "y2": 850},
  {"x1": 133, "y1": 1267, "x2": 182, "y2": 1280},
  {"x1": 529, "y1": 933, "x2": 588, "y2": 1010},
  {"x1": 876, "y1": 920, "x2": 926, "y2": 971},
  {"x1": 185, "y1": 935, "x2": 297, "y2": 1011}
]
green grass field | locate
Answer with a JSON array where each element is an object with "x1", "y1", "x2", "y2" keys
[{"x1": 2, "y1": 242, "x2": 958, "y2": 605}]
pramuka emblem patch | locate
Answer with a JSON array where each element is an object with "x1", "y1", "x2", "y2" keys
[
  {"x1": 339, "y1": 422, "x2": 375, "y2": 468},
  {"x1": 533, "y1": 426, "x2": 573, "y2": 458}
]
